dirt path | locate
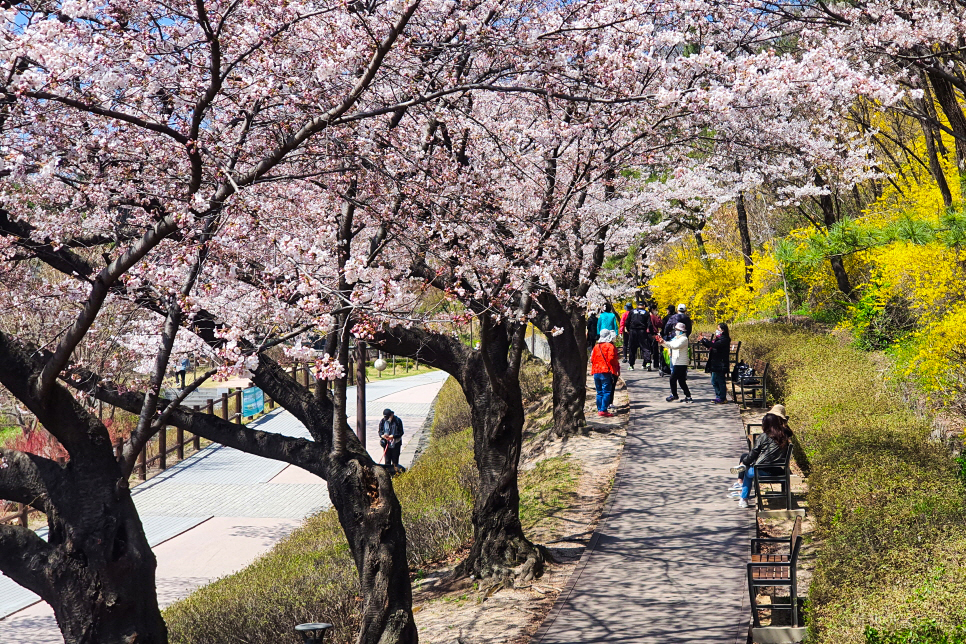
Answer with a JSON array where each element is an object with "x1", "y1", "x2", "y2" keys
[{"x1": 412, "y1": 377, "x2": 628, "y2": 644}]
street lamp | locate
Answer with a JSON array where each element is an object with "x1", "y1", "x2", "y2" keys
[
  {"x1": 295, "y1": 623, "x2": 333, "y2": 644},
  {"x1": 374, "y1": 358, "x2": 388, "y2": 373}
]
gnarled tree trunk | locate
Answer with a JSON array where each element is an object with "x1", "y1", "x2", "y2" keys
[
  {"x1": 0, "y1": 333, "x2": 166, "y2": 644},
  {"x1": 531, "y1": 291, "x2": 588, "y2": 439},
  {"x1": 375, "y1": 323, "x2": 546, "y2": 582}
]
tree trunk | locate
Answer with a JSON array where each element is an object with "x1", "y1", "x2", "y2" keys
[
  {"x1": 815, "y1": 171, "x2": 855, "y2": 299},
  {"x1": 456, "y1": 347, "x2": 545, "y2": 581},
  {"x1": 735, "y1": 189, "x2": 754, "y2": 285},
  {"x1": 531, "y1": 292, "x2": 587, "y2": 438},
  {"x1": 0, "y1": 352, "x2": 167, "y2": 644},
  {"x1": 928, "y1": 71, "x2": 966, "y2": 200},
  {"x1": 374, "y1": 324, "x2": 546, "y2": 582},
  {"x1": 250, "y1": 355, "x2": 417, "y2": 644},
  {"x1": 919, "y1": 104, "x2": 954, "y2": 208}
]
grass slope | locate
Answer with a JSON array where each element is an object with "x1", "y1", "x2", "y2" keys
[{"x1": 737, "y1": 324, "x2": 966, "y2": 644}]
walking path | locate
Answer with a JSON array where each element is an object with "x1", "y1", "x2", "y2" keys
[
  {"x1": 536, "y1": 368, "x2": 753, "y2": 644},
  {"x1": 0, "y1": 370, "x2": 448, "y2": 643}
]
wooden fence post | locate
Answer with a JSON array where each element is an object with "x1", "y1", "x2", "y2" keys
[
  {"x1": 221, "y1": 392, "x2": 229, "y2": 420},
  {"x1": 193, "y1": 405, "x2": 202, "y2": 450},
  {"x1": 158, "y1": 427, "x2": 166, "y2": 470},
  {"x1": 176, "y1": 425, "x2": 184, "y2": 460},
  {"x1": 234, "y1": 389, "x2": 242, "y2": 423}
]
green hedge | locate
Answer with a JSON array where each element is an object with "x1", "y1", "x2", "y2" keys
[{"x1": 736, "y1": 324, "x2": 966, "y2": 643}]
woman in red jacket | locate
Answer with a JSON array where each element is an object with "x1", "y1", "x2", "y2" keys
[{"x1": 591, "y1": 329, "x2": 621, "y2": 417}]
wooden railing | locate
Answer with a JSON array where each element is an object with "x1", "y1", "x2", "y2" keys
[{"x1": 0, "y1": 360, "x2": 362, "y2": 525}]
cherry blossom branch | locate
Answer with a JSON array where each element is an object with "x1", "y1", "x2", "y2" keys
[
  {"x1": 38, "y1": 214, "x2": 180, "y2": 399},
  {"x1": 24, "y1": 91, "x2": 190, "y2": 144}
]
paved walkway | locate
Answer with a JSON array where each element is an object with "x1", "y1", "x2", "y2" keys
[
  {"x1": 0, "y1": 370, "x2": 448, "y2": 642},
  {"x1": 536, "y1": 368, "x2": 753, "y2": 644}
]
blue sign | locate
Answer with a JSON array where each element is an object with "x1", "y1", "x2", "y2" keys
[{"x1": 242, "y1": 387, "x2": 264, "y2": 417}]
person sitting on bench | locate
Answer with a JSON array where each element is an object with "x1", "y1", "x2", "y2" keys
[{"x1": 730, "y1": 405, "x2": 792, "y2": 508}]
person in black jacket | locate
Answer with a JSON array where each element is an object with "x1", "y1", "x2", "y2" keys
[
  {"x1": 624, "y1": 304, "x2": 654, "y2": 371},
  {"x1": 663, "y1": 303, "x2": 693, "y2": 338},
  {"x1": 730, "y1": 406, "x2": 792, "y2": 508},
  {"x1": 586, "y1": 313, "x2": 599, "y2": 352},
  {"x1": 699, "y1": 322, "x2": 731, "y2": 403},
  {"x1": 379, "y1": 408, "x2": 404, "y2": 471}
]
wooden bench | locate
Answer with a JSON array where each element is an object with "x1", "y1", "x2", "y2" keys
[
  {"x1": 748, "y1": 516, "x2": 803, "y2": 629},
  {"x1": 692, "y1": 340, "x2": 741, "y2": 372},
  {"x1": 733, "y1": 358, "x2": 768, "y2": 408},
  {"x1": 724, "y1": 341, "x2": 741, "y2": 380},
  {"x1": 753, "y1": 444, "x2": 794, "y2": 512}
]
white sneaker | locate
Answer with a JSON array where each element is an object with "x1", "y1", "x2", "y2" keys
[
  {"x1": 628, "y1": 365, "x2": 635, "y2": 370},
  {"x1": 729, "y1": 482, "x2": 742, "y2": 490},
  {"x1": 737, "y1": 498, "x2": 749, "y2": 508},
  {"x1": 729, "y1": 464, "x2": 747, "y2": 475}
]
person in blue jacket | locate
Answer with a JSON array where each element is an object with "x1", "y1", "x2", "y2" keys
[{"x1": 597, "y1": 303, "x2": 619, "y2": 336}]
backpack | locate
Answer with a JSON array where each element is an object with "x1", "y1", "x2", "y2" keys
[{"x1": 733, "y1": 361, "x2": 758, "y2": 385}]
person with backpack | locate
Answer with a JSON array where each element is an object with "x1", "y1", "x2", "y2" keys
[
  {"x1": 730, "y1": 405, "x2": 793, "y2": 508},
  {"x1": 591, "y1": 329, "x2": 621, "y2": 417},
  {"x1": 657, "y1": 322, "x2": 692, "y2": 402},
  {"x1": 699, "y1": 322, "x2": 732, "y2": 403},
  {"x1": 663, "y1": 303, "x2": 693, "y2": 338},
  {"x1": 625, "y1": 303, "x2": 654, "y2": 371},
  {"x1": 379, "y1": 408, "x2": 404, "y2": 471}
]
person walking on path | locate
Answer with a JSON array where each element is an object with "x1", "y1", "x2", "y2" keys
[
  {"x1": 657, "y1": 322, "x2": 692, "y2": 402},
  {"x1": 625, "y1": 304, "x2": 654, "y2": 371},
  {"x1": 597, "y1": 303, "x2": 619, "y2": 337},
  {"x1": 586, "y1": 312, "x2": 599, "y2": 351},
  {"x1": 731, "y1": 405, "x2": 792, "y2": 508},
  {"x1": 649, "y1": 304, "x2": 664, "y2": 371},
  {"x1": 176, "y1": 355, "x2": 190, "y2": 389},
  {"x1": 663, "y1": 303, "x2": 693, "y2": 338},
  {"x1": 591, "y1": 329, "x2": 621, "y2": 417},
  {"x1": 379, "y1": 408, "x2": 404, "y2": 472},
  {"x1": 619, "y1": 303, "x2": 632, "y2": 362},
  {"x1": 699, "y1": 322, "x2": 732, "y2": 403}
]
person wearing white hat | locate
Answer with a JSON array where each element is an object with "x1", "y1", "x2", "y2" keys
[
  {"x1": 662, "y1": 303, "x2": 693, "y2": 338},
  {"x1": 729, "y1": 405, "x2": 792, "y2": 508},
  {"x1": 657, "y1": 322, "x2": 692, "y2": 402}
]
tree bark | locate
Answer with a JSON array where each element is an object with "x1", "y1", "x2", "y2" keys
[
  {"x1": 374, "y1": 323, "x2": 546, "y2": 582},
  {"x1": 0, "y1": 333, "x2": 166, "y2": 644},
  {"x1": 815, "y1": 171, "x2": 855, "y2": 299},
  {"x1": 918, "y1": 97, "x2": 954, "y2": 207},
  {"x1": 531, "y1": 291, "x2": 587, "y2": 438},
  {"x1": 735, "y1": 185, "x2": 754, "y2": 285},
  {"x1": 927, "y1": 71, "x2": 966, "y2": 200}
]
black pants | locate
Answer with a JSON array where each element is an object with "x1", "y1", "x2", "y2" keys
[
  {"x1": 651, "y1": 336, "x2": 662, "y2": 369},
  {"x1": 385, "y1": 442, "x2": 402, "y2": 468},
  {"x1": 626, "y1": 330, "x2": 649, "y2": 367},
  {"x1": 670, "y1": 365, "x2": 691, "y2": 398},
  {"x1": 622, "y1": 332, "x2": 629, "y2": 359},
  {"x1": 176, "y1": 370, "x2": 186, "y2": 388}
]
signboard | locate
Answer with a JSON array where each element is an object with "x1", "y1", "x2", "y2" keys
[{"x1": 242, "y1": 386, "x2": 265, "y2": 418}]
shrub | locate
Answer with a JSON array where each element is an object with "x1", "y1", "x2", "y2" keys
[
  {"x1": 735, "y1": 324, "x2": 966, "y2": 644},
  {"x1": 866, "y1": 621, "x2": 966, "y2": 644},
  {"x1": 431, "y1": 376, "x2": 472, "y2": 439}
]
